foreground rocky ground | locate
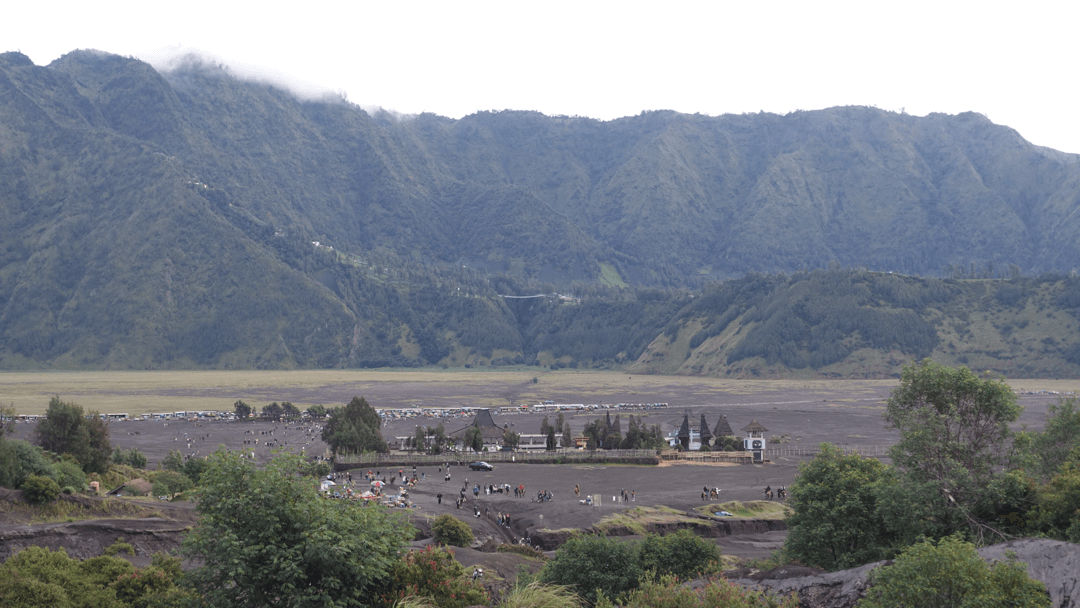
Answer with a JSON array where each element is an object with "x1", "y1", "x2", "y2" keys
[{"x1": 728, "y1": 539, "x2": 1080, "y2": 608}]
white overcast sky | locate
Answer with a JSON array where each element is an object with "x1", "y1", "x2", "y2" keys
[{"x1": 5, "y1": 0, "x2": 1080, "y2": 152}]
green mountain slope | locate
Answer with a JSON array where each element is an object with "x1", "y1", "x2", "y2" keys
[
  {"x1": 631, "y1": 271, "x2": 1080, "y2": 378},
  {"x1": 3, "y1": 50, "x2": 1080, "y2": 373}
]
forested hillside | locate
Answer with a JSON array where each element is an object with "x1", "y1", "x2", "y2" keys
[{"x1": 2, "y1": 49, "x2": 1080, "y2": 374}]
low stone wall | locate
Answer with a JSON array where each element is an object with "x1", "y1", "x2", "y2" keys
[
  {"x1": 660, "y1": 450, "x2": 755, "y2": 464},
  {"x1": 334, "y1": 449, "x2": 660, "y2": 470}
]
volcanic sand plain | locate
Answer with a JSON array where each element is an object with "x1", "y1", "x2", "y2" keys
[{"x1": 4, "y1": 370, "x2": 1075, "y2": 563}]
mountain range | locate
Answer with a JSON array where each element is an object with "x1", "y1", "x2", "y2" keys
[{"x1": 2, "y1": 49, "x2": 1079, "y2": 375}]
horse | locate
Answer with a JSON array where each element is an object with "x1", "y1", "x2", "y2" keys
[{"x1": 763, "y1": 486, "x2": 773, "y2": 500}]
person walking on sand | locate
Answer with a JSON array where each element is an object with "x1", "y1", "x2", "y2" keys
[{"x1": 574, "y1": 484, "x2": 580, "y2": 497}]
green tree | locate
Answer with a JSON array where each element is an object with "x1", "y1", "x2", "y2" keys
[
  {"x1": 546, "y1": 426, "x2": 557, "y2": 451},
  {"x1": 34, "y1": 397, "x2": 110, "y2": 474},
  {"x1": 321, "y1": 396, "x2": 388, "y2": 455},
  {"x1": 1027, "y1": 397, "x2": 1080, "y2": 480},
  {"x1": 306, "y1": 404, "x2": 327, "y2": 419},
  {"x1": 82, "y1": 415, "x2": 110, "y2": 475},
  {"x1": 783, "y1": 443, "x2": 895, "y2": 570},
  {"x1": 562, "y1": 421, "x2": 573, "y2": 449},
  {"x1": 431, "y1": 514, "x2": 474, "y2": 547},
  {"x1": 234, "y1": 400, "x2": 252, "y2": 420},
  {"x1": 970, "y1": 470, "x2": 1039, "y2": 538},
  {"x1": 856, "y1": 535, "x2": 1050, "y2": 608},
  {"x1": 182, "y1": 456, "x2": 209, "y2": 483},
  {"x1": 281, "y1": 402, "x2": 301, "y2": 420},
  {"x1": 413, "y1": 426, "x2": 427, "y2": 452},
  {"x1": 0, "y1": 404, "x2": 14, "y2": 437},
  {"x1": 540, "y1": 534, "x2": 641, "y2": 605},
  {"x1": 184, "y1": 450, "x2": 413, "y2": 608},
  {"x1": 161, "y1": 450, "x2": 184, "y2": 472},
  {"x1": 885, "y1": 360, "x2": 1021, "y2": 541},
  {"x1": 261, "y1": 402, "x2": 284, "y2": 421},
  {"x1": 503, "y1": 427, "x2": 520, "y2": 450},
  {"x1": 35, "y1": 397, "x2": 84, "y2": 456},
  {"x1": 151, "y1": 470, "x2": 193, "y2": 498},
  {"x1": 463, "y1": 426, "x2": 483, "y2": 452},
  {"x1": 1029, "y1": 447, "x2": 1080, "y2": 541},
  {"x1": 111, "y1": 448, "x2": 147, "y2": 469},
  {"x1": 433, "y1": 423, "x2": 447, "y2": 454}
]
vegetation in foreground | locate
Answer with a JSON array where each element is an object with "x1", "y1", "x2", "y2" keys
[
  {"x1": 855, "y1": 535, "x2": 1050, "y2": 608},
  {"x1": 783, "y1": 359, "x2": 1080, "y2": 577},
  {"x1": 0, "y1": 364, "x2": 1068, "y2": 607}
]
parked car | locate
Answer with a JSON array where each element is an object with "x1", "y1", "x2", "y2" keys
[{"x1": 468, "y1": 461, "x2": 494, "y2": 471}]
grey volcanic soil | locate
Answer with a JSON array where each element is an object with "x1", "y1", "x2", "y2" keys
[{"x1": 6, "y1": 385, "x2": 1063, "y2": 563}]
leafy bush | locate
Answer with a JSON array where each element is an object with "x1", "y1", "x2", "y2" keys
[
  {"x1": 540, "y1": 534, "x2": 641, "y2": 605},
  {"x1": 497, "y1": 543, "x2": 546, "y2": 559},
  {"x1": 111, "y1": 448, "x2": 147, "y2": 469},
  {"x1": 604, "y1": 574, "x2": 797, "y2": 608},
  {"x1": 103, "y1": 540, "x2": 135, "y2": 556},
  {"x1": 53, "y1": 459, "x2": 87, "y2": 492},
  {"x1": 151, "y1": 470, "x2": 194, "y2": 499},
  {"x1": 376, "y1": 545, "x2": 488, "y2": 608},
  {"x1": 0, "y1": 439, "x2": 56, "y2": 489},
  {"x1": 21, "y1": 474, "x2": 61, "y2": 504},
  {"x1": 0, "y1": 545, "x2": 190, "y2": 608},
  {"x1": 431, "y1": 514, "x2": 474, "y2": 547},
  {"x1": 637, "y1": 529, "x2": 721, "y2": 581},
  {"x1": 856, "y1": 535, "x2": 1049, "y2": 608}
]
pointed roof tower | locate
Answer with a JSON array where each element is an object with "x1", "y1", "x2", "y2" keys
[
  {"x1": 699, "y1": 414, "x2": 713, "y2": 445},
  {"x1": 677, "y1": 412, "x2": 691, "y2": 450},
  {"x1": 713, "y1": 414, "x2": 734, "y2": 437},
  {"x1": 474, "y1": 408, "x2": 498, "y2": 428}
]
